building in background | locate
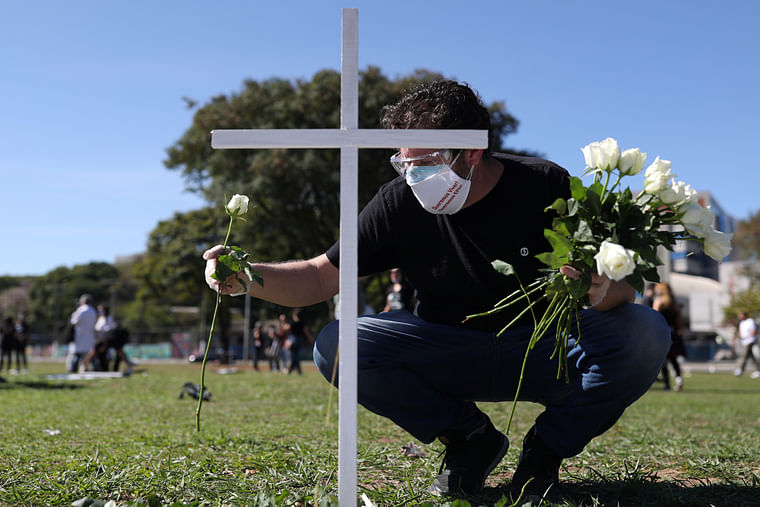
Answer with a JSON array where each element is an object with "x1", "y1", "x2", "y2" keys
[{"x1": 658, "y1": 192, "x2": 741, "y2": 358}]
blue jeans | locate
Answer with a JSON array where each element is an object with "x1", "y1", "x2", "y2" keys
[{"x1": 313, "y1": 304, "x2": 670, "y2": 458}]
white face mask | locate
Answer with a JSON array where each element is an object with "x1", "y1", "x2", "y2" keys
[{"x1": 406, "y1": 152, "x2": 473, "y2": 214}]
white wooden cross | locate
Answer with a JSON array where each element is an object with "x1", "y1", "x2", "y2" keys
[{"x1": 211, "y1": 8, "x2": 487, "y2": 505}]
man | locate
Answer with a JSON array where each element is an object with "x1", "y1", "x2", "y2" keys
[
  {"x1": 203, "y1": 81, "x2": 670, "y2": 501},
  {"x1": 735, "y1": 311, "x2": 759, "y2": 378},
  {"x1": 68, "y1": 294, "x2": 97, "y2": 373}
]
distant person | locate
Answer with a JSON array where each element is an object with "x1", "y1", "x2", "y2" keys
[
  {"x1": 286, "y1": 309, "x2": 313, "y2": 375},
  {"x1": 14, "y1": 314, "x2": 29, "y2": 373},
  {"x1": 251, "y1": 324, "x2": 264, "y2": 371},
  {"x1": 67, "y1": 294, "x2": 97, "y2": 372},
  {"x1": 640, "y1": 284, "x2": 655, "y2": 308},
  {"x1": 734, "y1": 311, "x2": 760, "y2": 378},
  {"x1": 83, "y1": 322, "x2": 133, "y2": 373},
  {"x1": 383, "y1": 268, "x2": 416, "y2": 313},
  {"x1": 265, "y1": 325, "x2": 280, "y2": 371},
  {"x1": 277, "y1": 313, "x2": 291, "y2": 373},
  {"x1": 653, "y1": 283, "x2": 686, "y2": 391},
  {"x1": 106, "y1": 323, "x2": 134, "y2": 373},
  {"x1": 1, "y1": 317, "x2": 17, "y2": 373},
  {"x1": 94, "y1": 305, "x2": 115, "y2": 341}
]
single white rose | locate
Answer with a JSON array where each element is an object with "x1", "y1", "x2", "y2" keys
[
  {"x1": 702, "y1": 228, "x2": 733, "y2": 262},
  {"x1": 643, "y1": 157, "x2": 674, "y2": 194},
  {"x1": 581, "y1": 137, "x2": 620, "y2": 172},
  {"x1": 679, "y1": 201, "x2": 715, "y2": 237},
  {"x1": 617, "y1": 148, "x2": 647, "y2": 176},
  {"x1": 659, "y1": 180, "x2": 690, "y2": 206},
  {"x1": 226, "y1": 194, "x2": 249, "y2": 216},
  {"x1": 594, "y1": 240, "x2": 637, "y2": 281}
]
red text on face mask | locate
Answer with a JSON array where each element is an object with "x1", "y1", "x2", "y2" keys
[{"x1": 432, "y1": 181, "x2": 462, "y2": 211}]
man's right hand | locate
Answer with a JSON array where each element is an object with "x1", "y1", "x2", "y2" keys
[{"x1": 203, "y1": 245, "x2": 251, "y2": 296}]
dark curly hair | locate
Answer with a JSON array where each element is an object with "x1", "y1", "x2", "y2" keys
[{"x1": 380, "y1": 80, "x2": 492, "y2": 154}]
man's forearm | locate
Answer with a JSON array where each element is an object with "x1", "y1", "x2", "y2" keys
[{"x1": 246, "y1": 253, "x2": 339, "y2": 307}]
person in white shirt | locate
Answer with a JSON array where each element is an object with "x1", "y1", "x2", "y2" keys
[
  {"x1": 735, "y1": 311, "x2": 760, "y2": 378},
  {"x1": 94, "y1": 304, "x2": 115, "y2": 340},
  {"x1": 67, "y1": 294, "x2": 97, "y2": 372}
]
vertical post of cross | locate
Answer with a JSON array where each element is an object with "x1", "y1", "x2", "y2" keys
[{"x1": 338, "y1": 8, "x2": 359, "y2": 505}]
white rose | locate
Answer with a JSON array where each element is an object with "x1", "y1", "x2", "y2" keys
[
  {"x1": 682, "y1": 185, "x2": 698, "y2": 203},
  {"x1": 594, "y1": 240, "x2": 637, "y2": 281},
  {"x1": 617, "y1": 148, "x2": 647, "y2": 176},
  {"x1": 679, "y1": 201, "x2": 715, "y2": 237},
  {"x1": 226, "y1": 194, "x2": 249, "y2": 216},
  {"x1": 659, "y1": 180, "x2": 690, "y2": 206},
  {"x1": 643, "y1": 157, "x2": 674, "y2": 195},
  {"x1": 702, "y1": 229, "x2": 733, "y2": 262},
  {"x1": 581, "y1": 137, "x2": 620, "y2": 172}
]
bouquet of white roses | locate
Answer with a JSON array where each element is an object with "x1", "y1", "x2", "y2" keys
[{"x1": 467, "y1": 138, "x2": 732, "y2": 430}]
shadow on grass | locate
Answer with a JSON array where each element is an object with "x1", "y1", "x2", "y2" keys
[
  {"x1": 472, "y1": 479, "x2": 760, "y2": 506},
  {"x1": 0, "y1": 380, "x2": 86, "y2": 390},
  {"x1": 651, "y1": 387, "x2": 760, "y2": 396}
]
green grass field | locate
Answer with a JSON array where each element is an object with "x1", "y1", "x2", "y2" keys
[{"x1": 0, "y1": 361, "x2": 758, "y2": 506}]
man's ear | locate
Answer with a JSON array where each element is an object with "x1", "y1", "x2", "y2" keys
[{"x1": 464, "y1": 149, "x2": 484, "y2": 167}]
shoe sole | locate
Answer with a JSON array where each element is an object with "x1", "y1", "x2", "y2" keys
[{"x1": 479, "y1": 434, "x2": 510, "y2": 489}]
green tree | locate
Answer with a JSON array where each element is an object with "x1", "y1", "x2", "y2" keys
[
  {"x1": 722, "y1": 210, "x2": 760, "y2": 321},
  {"x1": 161, "y1": 68, "x2": 528, "y2": 327},
  {"x1": 165, "y1": 68, "x2": 523, "y2": 262},
  {"x1": 733, "y1": 209, "x2": 760, "y2": 260},
  {"x1": 28, "y1": 262, "x2": 120, "y2": 338}
]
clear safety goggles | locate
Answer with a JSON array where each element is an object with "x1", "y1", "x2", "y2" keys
[{"x1": 389, "y1": 150, "x2": 457, "y2": 178}]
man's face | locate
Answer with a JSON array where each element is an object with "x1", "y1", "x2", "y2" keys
[{"x1": 395, "y1": 148, "x2": 467, "y2": 178}]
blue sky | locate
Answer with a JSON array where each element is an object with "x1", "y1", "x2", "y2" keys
[{"x1": 1, "y1": 0, "x2": 758, "y2": 276}]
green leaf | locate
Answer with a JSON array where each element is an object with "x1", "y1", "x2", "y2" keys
[
  {"x1": 567, "y1": 198, "x2": 579, "y2": 217},
  {"x1": 244, "y1": 265, "x2": 264, "y2": 287},
  {"x1": 570, "y1": 177, "x2": 586, "y2": 201},
  {"x1": 586, "y1": 185, "x2": 602, "y2": 215},
  {"x1": 573, "y1": 220, "x2": 594, "y2": 243},
  {"x1": 626, "y1": 271, "x2": 645, "y2": 293},
  {"x1": 536, "y1": 251, "x2": 569, "y2": 269},
  {"x1": 552, "y1": 218, "x2": 571, "y2": 237},
  {"x1": 491, "y1": 259, "x2": 516, "y2": 277},
  {"x1": 641, "y1": 266, "x2": 661, "y2": 282},
  {"x1": 211, "y1": 255, "x2": 239, "y2": 282},
  {"x1": 565, "y1": 275, "x2": 591, "y2": 300},
  {"x1": 544, "y1": 229, "x2": 572, "y2": 257},
  {"x1": 545, "y1": 197, "x2": 567, "y2": 216}
]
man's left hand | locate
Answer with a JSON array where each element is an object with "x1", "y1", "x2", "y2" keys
[{"x1": 560, "y1": 265, "x2": 610, "y2": 307}]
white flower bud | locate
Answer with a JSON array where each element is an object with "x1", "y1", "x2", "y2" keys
[
  {"x1": 226, "y1": 194, "x2": 249, "y2": 216},
  {"x1": 617, "y1": 148, "x2": 646, "y2": 176}
]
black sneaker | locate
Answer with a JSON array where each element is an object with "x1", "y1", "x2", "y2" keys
[
  {"x1": 510, "y1": 426, "x2": 563, "y2": 504},
  {"x1": 429, "y1": 418, "x2": 509, "y2": 496}
]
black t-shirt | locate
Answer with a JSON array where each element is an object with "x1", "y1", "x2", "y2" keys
[
  {"x1": 289, "y1": 319, "x2": 306, "y2": 338},
  {"x1": 105, "y1": 327, "x2": 129, "y2": 349},
  {"x1": 326, "y1": 153, "x2": 570, "y2": 332}
]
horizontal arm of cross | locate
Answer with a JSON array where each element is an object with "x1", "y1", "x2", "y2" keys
[{"x1": 211, "y1": 129, "x2": 488, "y2": 149}]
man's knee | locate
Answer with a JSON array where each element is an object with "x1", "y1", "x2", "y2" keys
[
  {"x1": 313, "y1": 320, "x2": 339, "y2": 385},
  {"x1": 612, "y1": 304, "x2": 671, "y2": 380}
]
